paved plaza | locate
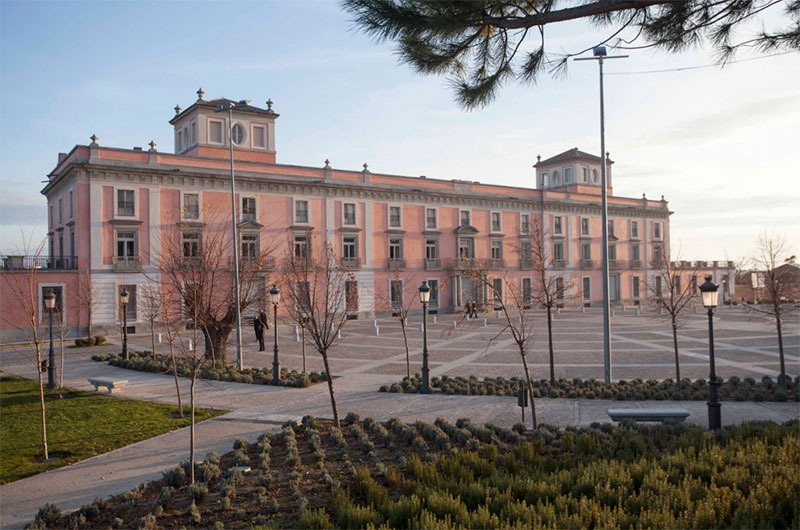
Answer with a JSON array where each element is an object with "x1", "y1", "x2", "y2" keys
[{"x1": 1, "y1": 306, "x2": 798, "y2": 529}]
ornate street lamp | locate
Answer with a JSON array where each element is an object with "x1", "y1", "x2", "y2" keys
[
  {"x1": 120, "y1": 288, "x2": 130, "y2": 360},
  {"x1": 269, "y1": 284, "x2": 280, "y2": 385},
  {"x1": 45, "y1": 290, "x2": 56, "y2": 389},
  {"x1": 418, "y1": 281, "x2": 431, "y2": 394},
  {"x1": 699, "y1": 275, "x2": 721, "y2": 430}
]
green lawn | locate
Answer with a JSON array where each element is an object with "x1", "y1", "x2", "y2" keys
[{"x1": 0, "y1": 375, "x2": 226, "y2": 484}]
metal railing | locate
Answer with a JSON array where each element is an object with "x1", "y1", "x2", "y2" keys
[
  {"x1": 340, "y1": 257, "x2": 361, "y2": 270},
  {"x1": 388, "y1": 258, "x2": 406, "y2": 270},
  {"x1": 425, "y1": 258, "x2": 441, "y2": 270},
  {"x1": 2, "y1": 255, "x2": 77, "y2": 270},
  {"x1": 113, "y1": 256, "x2": 139, "y2": 271},
  {"x1": 580, "y1": 259, "x2": 595, "y2": 269}
]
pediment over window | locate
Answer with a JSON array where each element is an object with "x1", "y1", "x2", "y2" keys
[
  {"x1": 454, "y1": 225, "x2": 479, "y2": 235},
  {"x1": 111, "y1": 219, "x2": 143, "y2": 226},
  {"x1": 238, "y1": 219, "x2": 264, "y2": 230},
  {"x1": 176, "y1": 221, "x2": 205, "y2": 229}
]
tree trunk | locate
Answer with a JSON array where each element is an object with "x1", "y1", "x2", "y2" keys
[
  {"x1": 169, "y1": 342, "x2": 184, "y2": 418},
  {"x1": 189, "y1": 375, "x2": 196, "y2": 485},
  {"x1": 203, "y1": 324, "x2": 230, "y2": 363},
  {"x1": 775, "y1": 308, "x2": 786, "y2": 387},
  {"x1": 520, "y1": 352, "x2": 537, "y2": 430},
  {"x1": 546, "y1": 305, "x2": 555, "y2": 385},
  {"x1": 320, "y1": 352, "x2": 340, "y2": 429},
  {"x1": 37, "y1": 354, "x2": 49, "y2": 461},
  {"x1": 150, "y1": 318, "x2": 157, "y2": 358},
  {"x1": 671, "y1": 317, "x2": 681, "y2": 390},
  {"x1": 59, "y1": 335, "x2": 65, "y2": 399},
  {"x1": 400, "y1": 317, "x2": 410, "y2": 379}
]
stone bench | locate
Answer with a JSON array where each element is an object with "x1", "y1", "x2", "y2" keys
[
  {"x1": 607, "y1": 408, "x2": 689, "y2": 424},
  {"x1": 88, "y1": 378, "x2": 128, "y2": 393}
]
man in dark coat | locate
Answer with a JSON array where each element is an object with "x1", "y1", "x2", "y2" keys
[{"x1": 254, "y1": 314, "x2": 265, "y2": 351}]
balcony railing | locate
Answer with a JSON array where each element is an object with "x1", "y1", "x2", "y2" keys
[
  {"x1": 651, "y1": 259, "x2": 666, "y2": 269},
  {"x1": 486, "y1": 258, "x2": 505, "y2": 269},
  {"x1": 2, "y1": 255, "x2": 77, "y2": 271},
  {"x1": 610, "y1": 259, "x2": 628, "y2": 270},
  {"x1": 444, "y1": 257, "x2": 479, "y2": 270},
  {"x1": 425, "y1": 258, "x2": 441, "y2": 270},
  {"x1": 552, "y1": 259, "x2": 566, "y2": 270},
  {"x1": 580, "y1": 259, "x2": 595, "y2": 269},
  {"x1": 340, "y1": 257, "x2": 361, "y2": 270},
  {"x1": 113, "y1": 256, "x2": 140, "y2": 272},
  {"x1": 229, "y1": 256, "x2": 277, "y2": 270},
  {"x1": 388, "y1": 258, "x2": 406, "y2": 270},
  {"x1": 630, "y1": 259, "x2": 643, "y2": 269}
]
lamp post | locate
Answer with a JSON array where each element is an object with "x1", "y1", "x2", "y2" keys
[
  {"x1": 45, "y1": 290, "x2": 56, "y2": 389},
  {"x1": 699, "y1": 275, "x2": 721, "y2": 430},
  {"x1": 269, "y1": 284, "x2": 280, "y2": 385},
  {"x1": 120, "y1": 288, "x2": 129, "y2": 360},
  {"x1": 216, "y1": 99, "x2": 251, "y2": 372},
  {"x1": 418, "y1": 281, "x2": 431, "y2": 394},
  {"x1": 575, "y1": 47, "x2": 627, "y2": 385}
]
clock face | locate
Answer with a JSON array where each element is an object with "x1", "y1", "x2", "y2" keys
[{"x1": 231, "y1": 123, "x2": 246, "y2": 145}]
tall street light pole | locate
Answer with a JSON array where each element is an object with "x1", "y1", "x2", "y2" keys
[
  {"x1": 269, "y1": 284, "x2": 281, "y2": 385},
  {"x1": 120, "y1": 288, "x2": 129, "y2": 360},
  {"x1": 418, "y1": 281, "x2": 431, "y2": 394},
  {"x1": 699, "y1": 275, "x2": 722, "y2": 430},
  {"x1": 575, "y1": 46, "x2": 627, "y2": 385},
  {"x1": 216, "y1": 100, "x2": 251, "y2": 371},
  {"x1": 45, "y1": 291, "x2": 56, "y2": 389}
]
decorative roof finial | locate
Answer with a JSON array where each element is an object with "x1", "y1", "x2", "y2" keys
[
  {"x1": 324, "y1": 159, "x2": 331, "y2": 169},
  {"x1": 642, "y1": 193, "x2": 647, "y2": 199},
  {"x1": 174, "y1": 104, "x2": 182, "y2": 115},
  {"x1": 266, "y1": 99, "x2": 274, "y2": 111},
  {"x1": 363, "y1": 163, "x2": 369, "y2": 171},
  {"x1": 90, "y1": 134, "x2": 99, "y2": 146},
  {"x1": 536, "y1": 155, "x2": 541, "y2": 163},
  {"x1": 606, "y1": 151, "x2": 610, "y2": 159},
  {"x1": 197, "y1": 87, "x2": 205, "y2": 101},
  {"x1": 148, "y1": 140, "x2": 157, "y2": 152}
]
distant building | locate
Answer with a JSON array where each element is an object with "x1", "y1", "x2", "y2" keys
[{"x1": 0, "y1": 91, "x2": 735, "y2": 341}]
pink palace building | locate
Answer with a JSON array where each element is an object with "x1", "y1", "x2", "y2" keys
[{"x1": 1, "y1": 90, "x2": 735, "y2": 341}]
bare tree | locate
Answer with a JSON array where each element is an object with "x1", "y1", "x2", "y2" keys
[
  {"x1": 646, "y1": 257, "x2": 698, "y2": 389},
  {"x1": 158, "y1": 283, "x2": 184, "y2": 418},
  {"x1": 74, "y1": 269, "x2": 99, "y2": 340},
  {"x1": 529, "y1": 220, "x2": 574, "y2": 384},
  {"x1": 376, "y1": 271, "x2": 424, "y2": 379},
  {"x1": 158, "y1": 209, "x2": 274, "y2": 363},
  {"x1": 1, "y1": 236, "x2": 51, "y2": 460},
  {"x1": 280, "y1": 239, "x2": 350, "y2": 429},
  {"x1": 139, "y1": 283, "x2": 162, "y2": 357},
  {"x1": 748, "y1": 232, "x2": 798, "y2": 387}
]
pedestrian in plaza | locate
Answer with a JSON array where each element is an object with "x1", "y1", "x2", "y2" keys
[
  {"x1": 465, "y1": 300, "x2": 471, "y2": 319},
  {"x1": 254, "y1": 313, "x2": 266, "y2": 351},
  {"x1": 470, "y1": 301, "x2": 478, "y2": 318}
]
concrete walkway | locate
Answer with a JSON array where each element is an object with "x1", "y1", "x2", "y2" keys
[{"x1": 1, "y1": 312, "x2": 798, "y2": 529}]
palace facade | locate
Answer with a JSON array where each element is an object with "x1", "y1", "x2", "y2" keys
[{"x1": 1, "y1": 91, "x2": 735, "y2": 340}]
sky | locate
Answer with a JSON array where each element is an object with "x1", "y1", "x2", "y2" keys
[{"x1": 1, "y1": 0, "x2": 798, "y2": 262}]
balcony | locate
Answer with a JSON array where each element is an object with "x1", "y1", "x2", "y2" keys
[
  {"x1": 552, "y1": 259, "x2": 566, "y2": 270},
  {"x1": 388, "y1": 258, "x2": 406, "y2": 270},
  {"x1": 229, "y1": 256, "x2": 277, "y2": 270},
  {"x1": 113, "y1": 256, "x2": 140, "y2": 272},
  {"x1": 340, "y1": 257, "x2": 361, "y2": 270},
  {"x1": 2, "y1": 255, "x2": 78, "y2": 271},
  {"x1": 486, "y1": 258, "x2": 505, "y2": 269},
  {"x1": 520, "y1": 258, "x2": 533, "y2": 270},
  {"x1": 580, "y1": 259, "x2": 595, "y2": 269},
  {"x1": 630, "y1": 259, "x2": 643, "y2": 269},
  {"x1": 610, "y1": 259, "x2": 628, "y2": 270},
  {"x1": 444, "y1": 257, "x2": 479, "y2": 270},
  {"x1": 651, "y1": 259, "x2": 666, "y2": 269},
  {"x1": 425, "y1": 258, "x2": 441, "y2": 270}
]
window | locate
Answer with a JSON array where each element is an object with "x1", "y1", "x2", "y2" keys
[
  {"x1": 427, "y1": 279, "x2": 440, "y2": 307},
  {"x1": 556, "y1": 277, "x2": 564, "y2": 301},
  {"x1": 553, "y1": 216, "x2": 563, "y2": 235},
  {"x1": 390, "y1": 279, "x2": 403, "y2": 309},
  {"x1": 49, "y1": 205, "x2": 53, "y2": 228},
  {"x1": 209, "y1": 120, "x2": 223, "y2": 144},
  {"x1": 632, "y1": 276, "x2": 640, "y2": 298},
  {"x1": 345, "y1": 280, "x2": 359, "y2": 312},
  {"x1": 632, "y1": 244, "x2": 641, "y2": 262},
  {"x1": 458, "y1": 237, "x2": 475, "y2": 259},
  {"x1": 491, "y1": 240, "x2": 503, "y2": 260},
  {"x1": 553, "y1": 242, "x2": 564, "y2": 261},
  {"x1": 231, "y1": 123, "x2": 246, "y2": 145},
  {"x1": 591, "y1": 168, "x2": 599, "y2": 184},
  {"x1": 654, "y1": 222, "x2": 662, "y2": 239},
  {"x1": 190, "y1": 121, "x2": 197, "y2": 146},
  {"x1": 241, "y1": 233, "x2": 259, "y2": 260},
  {"x1": 691, "y1": 275, "x2": 698, "y2": 292},
  {"x1": 607, "y1": 220, "x2": 615, "y2": 237},
  {"x1": 581, "y1": 218, "x2": 590, "y2": 236},
  {"x1": 426, "y1": 208, "x2": 437, "y2": 229},
  {"x1": 58, "y1": 198, "x2": 62, "y2": 224},
  {"x1": 673, "y1": 275, "x2": 682, "y2": 294},
  {"x1": 183, "y1": 193, "x2": 199, "y2": 220},
  {"x1": 252, "y1": 125, "x2": 267, "y2": 148},
  {"x1": 492, "y1": 278, "x2": 503, "y2": 305},
  {"x1": 425, "y1": 239, "x2": 438, "y2": 259},
  {"x1": 460, "y1": 210, "x2": 471, "y2": 226},
  {"x1": 343, "y1": 203, "x2": 356, "y2": 225},
  {"x1": 343, "y1": 236, "x2": 358, "y2": 259},
  {"x1": 609, "y1": 244, "x2": 617, "y2": 260},
  {"x1": 182, "y1": 230, "x2": 201, "y2": 258},
  {"x1": 520, "y1": 214, "x2": 530, "y2": 234},
  {"x1": 581, "y1": 167, "x2": 589, "y2": 183},
  {"x1": 653, "y1": 243, "x2": 663, "y2": 262},
  {"x1": 564, "y1": 167, "x2": 573, "y2": 183},
  {"x1": 541, "y1": 172, "x2": 548, "y2": 187},
  {"x1": 655, "y1": 276, "x2": 662, "y2": 297},
  {"x1": 41, "y1": 285, "x2": 64, "y2": 325},
  {"x1": 294, "y1": 236, "x2": 308, "y2": 259},
  {"x1": 522, "y1": 278, "x2": 532, "y2": 306},
  {"x1": 583, "y1": 277, "x2": 591, "y2": 301},
  {"x1": 581, "y1": 243, "x2": 591, "y2": 260},
  {"x1": 242, "y1": 197, "x2": 256, "y2": 221},
  {"x1": 631, "y1": 221, "x2": 639, "y2": 239},
  {"x1": 177, "y1": 130, "x2": 183, "y2": 151},
  {"x1": 69, "y1": 229, "x2": 74, "y2": 260},
  {"x1": 491, "y1": 212, "x2": 502, "y2": 232},
  {"x1": 552, "y1": 170, "x2": 561, "y2": 185},
  {"x1": 117, "y1": 190, "x2": 135, "y2": 216},
  {"x1": 116, "y1": 231, "x2": 137, "y2": 266},
  {"x1": 119, "y1": 284, "x2": 137, "y2": 321},
  {"x1": 388, "y1": 206, "x2": 402, "y2": 228},
  {"x1": 295, "y1": 200, "x2": 309, "y2": 224},
  {"x1": 69, "y1": 191, "x2": 74, "y2": 218},
  {"x1": 520, "y1": 240, "x2": 531, "y2": 264},
  {"x1": 389, "y1": 238, "x2": 403, "y2": 259}
]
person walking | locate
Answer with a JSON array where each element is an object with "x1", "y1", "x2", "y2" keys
[
  {"x1": 470, "y1": 301, "x2": 478, "y2": 319},
  {"x1": 254, "y1": 314, "x2": 265, "y2": 351},
  {"x1": 464, "y1": 300, "x2": 471, "y2": 319}
]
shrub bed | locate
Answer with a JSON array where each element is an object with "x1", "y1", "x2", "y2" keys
[
  {"x1": 92, "y1": 352, "x2": 327, "y2": 388},
  {"x1": 380, "y1": 374, "x2": 799, "y2": 401}
]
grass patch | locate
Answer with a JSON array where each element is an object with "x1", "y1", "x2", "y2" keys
[{"x1": 0, "y1": 375, "x2": 226, "y2": 484}]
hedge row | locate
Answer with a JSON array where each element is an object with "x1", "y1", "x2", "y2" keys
[
  {"x1": 381, "y1": 374, "x2": 799, "y2": 401},
  {"x1": 92, "y1": 352, "x2": 327, "y2": 388}
]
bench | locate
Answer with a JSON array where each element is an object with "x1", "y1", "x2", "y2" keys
[
  {"x1": 88, "y1": 378, "x2": 128, "y2": 393},
  {"x1": 607, "y1": 408, "x2": 689, "y2": 424}
]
